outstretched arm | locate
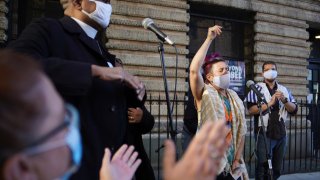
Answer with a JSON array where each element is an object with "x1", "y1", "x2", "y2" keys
[{"x1": 189, "y1": 25, "x2": 222, "y2": 108}]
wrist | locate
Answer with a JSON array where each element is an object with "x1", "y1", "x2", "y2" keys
[
  {"x1": 267, "y1": 101, "x2": 274, "y2": 107},
  {"x1": 281, "y1": 97, "x2": 288, "y2": 104},
  {"x1": 265, "y1": 102, "x2": 271, "y2": 108},
  {"x1": 206, "y1": 36, "x2": 214, "y2": 41},
  {"x1": 91, "y1": 64, "x2": 100, "y2": 77},
  {"x1": 234, "y1": 158, "x2": 241, "y2": 162}
]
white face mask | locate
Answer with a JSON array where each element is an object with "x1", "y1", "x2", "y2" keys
[
  {"x1": 82, "y1": 0, "x2": 112, "y2": 29},
  {"x1": 263, "y1": 70, "x2": 278, "y2": 80},
  {"x1": 211, "y1": 73, "x2": 230, "y2": 89}
]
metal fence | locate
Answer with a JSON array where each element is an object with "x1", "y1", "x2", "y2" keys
[{"x1": 143, "y1": 97, "x2": 320, "y2": 179}]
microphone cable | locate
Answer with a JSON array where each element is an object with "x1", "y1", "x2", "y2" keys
[{"x1": 170, "y1": 45, "x2": 178, "y2": 116}]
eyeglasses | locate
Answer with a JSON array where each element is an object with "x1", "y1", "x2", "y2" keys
[
  {"x1": 0, "y1": 104, "x2": 79, "y2": 170},
  {"x1": 22, "y1": 104, "x2": 78, "y2": 156}
]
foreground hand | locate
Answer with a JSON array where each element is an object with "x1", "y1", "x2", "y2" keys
[
  {"x1": 99, "y1": 145, "x2": 141, "y2": 180},
  {"x1": 207, "y1": 25, "x2": 222, "y2": 40},
  {"x1": 163, "y1": 121, "x2": 229, "y2": 180},
  {"x1": 128, "y1": 107, "x2": 143, "y2": 123}
]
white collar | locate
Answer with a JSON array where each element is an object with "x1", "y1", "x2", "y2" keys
[{"x1": 71, "y1": 17, "x2": 97, "y2": 39}]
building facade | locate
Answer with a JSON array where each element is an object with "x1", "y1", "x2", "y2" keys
[
  {"x1": 1, "y1": 0, "x2": 320, "y2": 104},
  {"x1": 1, "y1": 0, "x2": 320, "y2": 177}
]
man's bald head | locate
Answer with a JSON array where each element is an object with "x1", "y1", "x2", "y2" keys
[{"x1": 0, "y1": 50, "x2": 49, "y2": 169}]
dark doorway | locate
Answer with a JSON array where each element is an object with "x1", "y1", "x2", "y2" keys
[
  {"x1": 307, "y1": 25, "x2": 320, "y2": 103},
  {"x1": 5, "y1": 0, "x2": 63, "y2": 44},
  {"x1": 188, "y1": 2, "x2": 255, "y2": 99}
]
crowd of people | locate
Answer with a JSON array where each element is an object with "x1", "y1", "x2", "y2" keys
[{"x1": 0, "y1": 0, "x2": 298, "y2": 180}]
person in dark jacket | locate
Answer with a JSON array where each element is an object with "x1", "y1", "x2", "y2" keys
[
  {"x1": 182, "y1": 89, "x2": 198, "y2": 152},
  {"x1": 8, "y1": 0, "x2": 145, "y2": 179},
  {"x1": 126, "y1": 105, "x2": 155, "y2": 180},
  {"x1": 125, "y1": 85, "x2": 155, "y2": 180}
]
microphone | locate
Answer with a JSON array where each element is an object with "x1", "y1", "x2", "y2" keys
[
  {"x1": 142, "y1": 18, "x2": 175, "y2": 45},
  {"x1": 246, "y1": 80, "x2": 268, "y2": 104}
]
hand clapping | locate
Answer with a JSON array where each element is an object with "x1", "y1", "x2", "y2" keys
[{"x1": 99, "y1": 145, "x2": 141, "y2": 180}]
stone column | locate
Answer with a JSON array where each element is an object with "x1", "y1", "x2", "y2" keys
[
  {"x1": 253, "y1": 12, "x2": 310, "y2": 100},
  {"x1": 106, "y1": 0, "x2": 189, "y2": 121},
  {"x1": 0, "y1": 0, "x2": 8, "y2": 43},
  {"x1": 190, "y1": 0, "x2": 319, "y2": 100},
  {"x1": 106, "y1": 0, "x2": 189, "y2": 100}
]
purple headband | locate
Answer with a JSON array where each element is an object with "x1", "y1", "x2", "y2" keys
[{"x1": 202, "y1": 52, "x2": 222, "y2": 69}]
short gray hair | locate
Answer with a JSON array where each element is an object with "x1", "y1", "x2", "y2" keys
[{"x1": 60, "y1": 0, "x2": 69, "y2": 10}]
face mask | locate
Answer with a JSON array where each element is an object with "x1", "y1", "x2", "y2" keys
[
  {"x1": 59, "y1": 104, "x2": 82, "y2": 180},
  {"x1": 211, "y1": 73, "x2": 230, "y2": 89},
  {"x1": 82, "y1": 0, "x2": 112, "y2": 28},
  {"x1": 263, "y1": 70, "x2": 277, "y2": 80}
]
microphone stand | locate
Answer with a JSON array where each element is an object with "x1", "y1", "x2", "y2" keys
[
  {"x1": 257, "y1": 100, "x2": 273, "y2": 180},
  {"x1": 157, "y1": 41, "x2": 176, "y2": 142}
]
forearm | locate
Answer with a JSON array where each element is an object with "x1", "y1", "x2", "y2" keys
[
  {"x1": 190, "y1": 38, "x2": 213, "y2": 75},
  {"x1": 284, "y1": 102, "x2": 297, "y2": 113},
  {"x1": 189, "y1": 38, "x2": 213, "y2": 101},
  {"x1": 92, "y1": 64, "x2": 123, "y2": 81},
  {"x1": 248, "y1": 102, "x2": 272, "y2": 115}
]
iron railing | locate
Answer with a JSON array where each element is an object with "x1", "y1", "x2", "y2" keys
[{"x1": 143, "y1": 97, "x2": 320, "y2": 179}]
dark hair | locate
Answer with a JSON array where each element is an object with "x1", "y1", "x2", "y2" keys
[
  {"x1": 202, "y1": 52, "x2": 226, "y2": 79},
  {"x1": 0, "y1": 50, "x2": 46, "y2": 169},
  {"x1": 262, "y1": 61, "x2": 277, "y2": 71}
]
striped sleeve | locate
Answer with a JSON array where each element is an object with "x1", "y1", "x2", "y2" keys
[
  {"x1": 284, "y1": 86, "x2": 298, "y2": 115},
  {"x1": 286, "y1": 88, "x2": 296, "y2": 103},
  {"x1": 245, "y1": 85, "x2": 262, "y2": 104}
]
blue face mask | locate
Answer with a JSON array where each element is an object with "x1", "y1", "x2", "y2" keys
[
  {"x1": 21, "y1": 104, "x2": 82, "y2": 180},
  {"x1": 59, "y1": 104, "x2": 83, "y2": 180}
]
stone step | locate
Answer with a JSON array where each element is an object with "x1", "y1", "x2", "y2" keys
[
  {"x1": 260, "y1": 0, "x2": 320, "y2": 14},
  {"x1": 114, "y1": 0, "x2": 189, "y2": 10},
  {"x1": 254, "y1": 21, "x2": 309, "y2": 40},
  {"x1": 254, "y1": 41, "x2": 310, "y2": 59},
  {"x1": 125, "y1": 67, "x2": 187, "y2": 78},
  {"x1": 255, "y1": 13, "x2": 308, "y2": 28},
  {"x1": 106, "y1": 40, "x2": 189, "y2": 54},
  {"x1": 254, "y1": 33, "x2": 310, "y2": 48},
  {"x1": 115, "y1": 52, "x2": 189, "y2": 68},
  {"x1": 254, "y1": 54, "x2": 308, "y2": 66},
  {"x1": 106, "y1": 26, "x2": 189, "y2": 45},
  {"x1": 110, "y1": 16, "x2": 189, "y2": 32},
  {"x1": 112, "y1": 0, "x2": 189, "y2": 22}
]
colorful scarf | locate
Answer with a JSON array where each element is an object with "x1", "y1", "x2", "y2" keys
[{"x1": 197, "y1": 84, "x2": 248, "y2": 179}]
